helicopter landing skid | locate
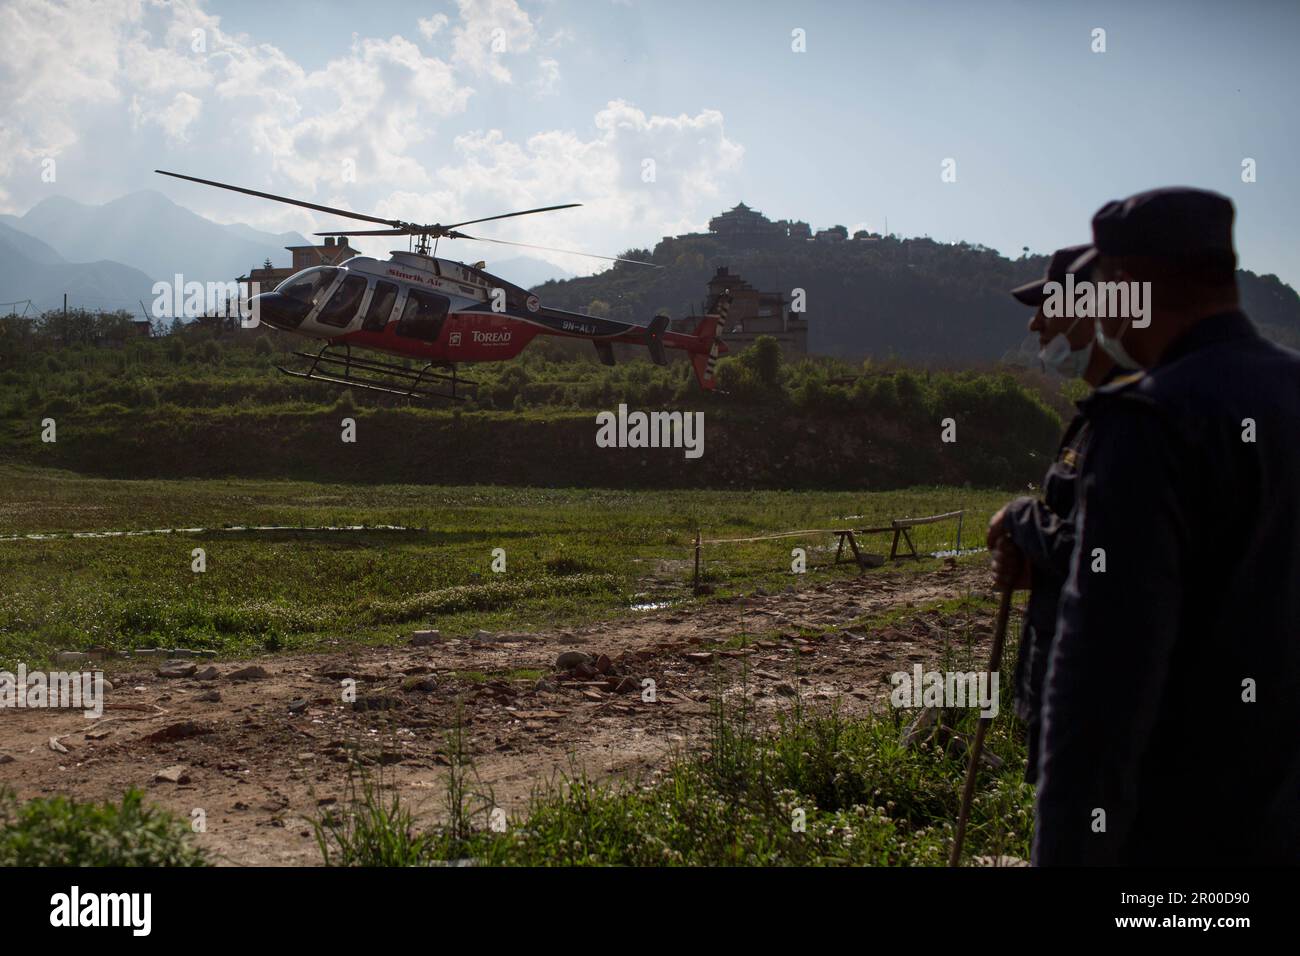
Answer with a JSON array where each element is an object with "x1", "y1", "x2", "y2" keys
[{"x1": 277, "y1": 344, "x2": 477, "y2": 403}]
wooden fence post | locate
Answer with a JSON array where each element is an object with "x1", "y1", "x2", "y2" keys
[{"x1": 693, "y1": 529, "x2": 702, "y2": 591}]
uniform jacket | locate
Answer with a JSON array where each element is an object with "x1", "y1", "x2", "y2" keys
[
  {"x1": 1004, "y1": 372, "x2": 1116, "y2": 782},
  {"x1": 1033, "y1": 311, "x2": 1300, "y2": 865}
]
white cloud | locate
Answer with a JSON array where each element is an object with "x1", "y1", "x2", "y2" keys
[
  {"x1": 450, "y1": 0, "x2": 536, "y2": 83},
  {"x1": 418, "y1": 13, "x2": 449, "y2": 39},
  {"x1": 131, "y1": 90, "x2": 204, "y2": 143},
  {"x1": 422, "y1": 101, "x2": 744, "y2": 274},
  {"x1": 532, "y1": 56, "x2": 561, "y2": 96},
  {"x1": 0, "y1": 1, "x2": 746, "y2": 277}
]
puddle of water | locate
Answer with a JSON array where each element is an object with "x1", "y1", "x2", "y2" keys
[{"x1": 930, "y1": 547, "x2": 988, "y2": 558}]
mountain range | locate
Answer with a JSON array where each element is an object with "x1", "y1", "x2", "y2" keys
[
  {"x1": 0, "y1": 191, "x2": 308, "y2": 313},
  {"x1": 533, "y1": 233, "x2": 1300, "y2": 361},
  {"x1": 0, "y1": 190, "x2": 575, "y2": 314},
  {"x1": 5, "y1": 190, "x2": 1296, "y2": 362}
]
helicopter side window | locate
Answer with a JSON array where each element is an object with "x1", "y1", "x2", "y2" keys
[
  {"x1": 396, "y1": 289, "x2": 450, "y2": 342},
  {"x1": 362, "y1": 280, "x2": 399, "y2": 332},
  {"x1": 316, "y1": 274, "x2": 368, "y2": 328},
  {"x1": 276, "y1": 267, "x2": 338, "y2": 307}
]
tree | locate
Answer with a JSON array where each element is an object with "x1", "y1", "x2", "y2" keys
[{"x1": 746, "y1": 335, "x2": 783, "y2": 388}]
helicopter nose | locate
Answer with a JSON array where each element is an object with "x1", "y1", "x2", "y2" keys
[{"x1": 250, "y1": 292, "x2": 309, "y2": 331}]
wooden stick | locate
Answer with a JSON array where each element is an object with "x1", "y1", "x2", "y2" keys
[{"x1": 949, "y1": 587, "x2": 1013, "y2": 867}]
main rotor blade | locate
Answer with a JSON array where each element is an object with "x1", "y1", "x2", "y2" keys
[
  {"x1": 453, "y1": 233, "x2": 659, "y2": 267},
  {"x1": 444, "y1": 203, "x2": 581, "y2": 230},
  {"x1": 156, "y1": 170, "x2": 403, "y2": 228},
  {"x1": 313, "y1": 229, "x2": 412, "y2": 237}
]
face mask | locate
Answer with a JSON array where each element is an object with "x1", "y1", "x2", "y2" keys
[
  {"x1": 1094, "y1": 315, "x2": 1142, "y2": 370},
  {"x1": 1038, "y1": 334, "x2": 1094, "y2": 378}
]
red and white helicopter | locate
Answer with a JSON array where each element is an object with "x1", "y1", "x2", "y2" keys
[{"x1": 158, "y1": 170, "x2": 728, "y2": 401}]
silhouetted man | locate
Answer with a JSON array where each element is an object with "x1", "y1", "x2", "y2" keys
[
  {"x1": 988, "y1": 244, "x2": 1115, "y2": 783},
  {"x1": 1034, "y1": 187, "x2": 1300, "y2": 865}
]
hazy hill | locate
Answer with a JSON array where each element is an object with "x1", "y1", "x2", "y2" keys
[
  {"x1": 534, "y1": 234, "x2": 1300, "y2": 361},
  {"x1": 485, "y1": 255, "x2": 575, "y2": 290},
  {"x1": 0, "y1": 190, "x2": 309, "y2": 287},
  {"x1": 0, "y1": 221, "x2": 156, "y2": 313}
]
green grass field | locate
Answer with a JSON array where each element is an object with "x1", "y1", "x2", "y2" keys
[{"x1": 0, "y1": 465, "x2": 1005, "y2": 667}]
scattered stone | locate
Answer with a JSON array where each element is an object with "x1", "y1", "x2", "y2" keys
[
  {"x1": 594, "y1": 654, "x2": 613, "y2": 674},
  {"x1": 195, "y1": 689, "x2": 221, "y2": 703},
  {"x1": 411, "y1": 629, "x2": 441, "y2": 646},
  {"x1": 555, "y1": 651, "x2": 591, "y2": 671},
  {"x1": 772, "y1": 682, "x2": 798, "y2": 698},
  {"x1": 85, "y1": 729, "x2": 112, "y2": 741},
  {"x1": 155, "y1": 765, "x2": 190, "y2": 784},
  {"x1": 533, "y1": 678, "x2": 559, "y2": 693},
  {"x1": 0, "y1": 754, "x2": 13, "y2": 765},
  {"x1": 401, "y1": 676, "x2": 437, "y2": 693},
  {"x1": 158, "y1": 660, "x2": 197, "y2": 679},
  {"x1": 227, "y1": 665, "x2": 269, "y2": 681},
  {"x1": 144, "y1": 721, "x2": 213, "y2": 743},
  {"x1": 496, "y1": 632, "x2": 540, "y2": 643},
  {"x1": 194, "y1": 666, "x2": 220, "y2": 682},
  {"x1": 471, "y1": 630, "x2": 495, "y2": 643},
  {"x1": 352, "y1": 695, "x2": 403, "y2": 712},
  {"x1": 55, "y1": 651, "x2": 89, "y2": 664},
  {"x1": 612, "y1": 676, "x2": 641, "y2": 694},
  {"x1": 48, "y1": 737, "x2": 69, "y2": 754},
  {"x1": 683, "y1": 652, "x2": 714, "y2": 664},
  {"x1": 287, "y1": 698, "x2": 309, "y2": 713}
]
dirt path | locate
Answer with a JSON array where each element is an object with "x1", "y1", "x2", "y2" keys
[{"x1": 0, "y1": 563, "x2": 998, "y2": 865}]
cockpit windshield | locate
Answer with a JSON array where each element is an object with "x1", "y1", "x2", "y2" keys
[{"x1": 275, "y1": 267, "x2": 339, "y2": 307}]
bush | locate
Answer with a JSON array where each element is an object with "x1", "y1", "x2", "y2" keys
[{"x1": 0, "y1": 789, "x2": 208, "y2": 866}]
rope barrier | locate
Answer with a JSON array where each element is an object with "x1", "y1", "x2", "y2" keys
[{"x1": 692, "y1": 510, "x2": 967, "y2": 590}]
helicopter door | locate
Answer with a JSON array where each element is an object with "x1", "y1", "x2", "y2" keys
[
  {"x1": 361, "y1": 280, "x2": 399, "y2": 332},
  {"x1": 315, "y1": 274, "x2": 368, "y2": 328},
  {"x1": 395, "y1": 288, "x2": 451, "y2": 342}
]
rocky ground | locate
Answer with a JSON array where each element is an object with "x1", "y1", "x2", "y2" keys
[{"x1": 0, "y1": 561, "x2": 999, "y2": 865}]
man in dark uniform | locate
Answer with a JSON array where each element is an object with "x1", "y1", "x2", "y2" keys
[
  {"x1": 1034, "y1": 187, "x2": 1300, "y2": 865},
  {"x1": 987, "y1": 244, "x2": 1115, "y2": 784}
]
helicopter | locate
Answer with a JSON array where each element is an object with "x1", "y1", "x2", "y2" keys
[{"x1": 156, "y1": 170, "x2": 728, "y2": 402}]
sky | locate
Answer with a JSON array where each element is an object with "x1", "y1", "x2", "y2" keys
[{"x1": 2, "y1": 0, "x2": 1297, "y2": 283}]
